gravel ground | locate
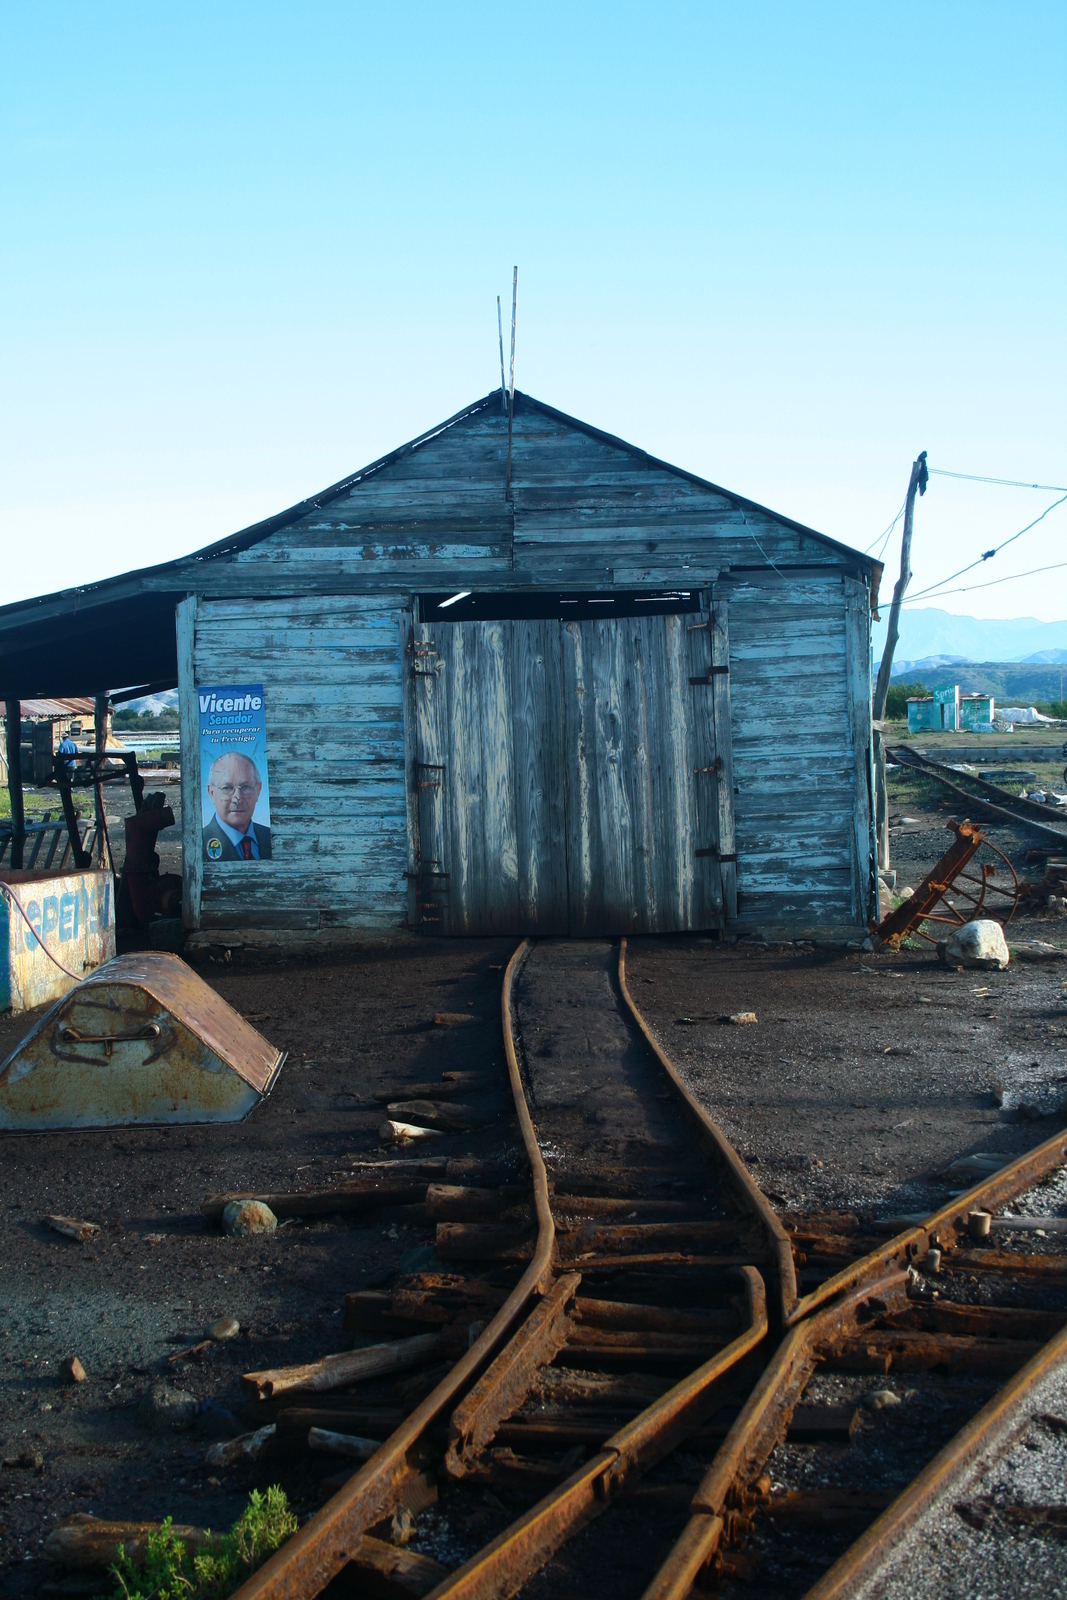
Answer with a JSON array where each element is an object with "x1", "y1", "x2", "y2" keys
[{"x1": 853, "y1": 1351, "x2": 1067, "y2": 1600}]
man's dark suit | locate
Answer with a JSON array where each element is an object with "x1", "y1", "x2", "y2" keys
[{"x1": 202, "y1": 816, "x2": 272, "y2": 861}]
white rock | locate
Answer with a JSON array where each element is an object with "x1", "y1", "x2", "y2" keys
[
  {"x1": 867, "y1": 1389, "x2": 902, "y2": 1411},
  {"x1": 222, "y1": 1200, "x2": 277, "y2": 1237},
  {"x1": 941, "y1": 920, "x2": 1009, "y2": 971}
]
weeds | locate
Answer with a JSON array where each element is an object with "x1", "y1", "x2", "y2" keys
[{"x1": 106, "y1": 1486, "x2": 297, "y2": 1600}]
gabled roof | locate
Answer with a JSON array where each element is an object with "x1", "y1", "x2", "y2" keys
[{"x1": 0, "y1": 390, "x2": 882, "y2": 699}]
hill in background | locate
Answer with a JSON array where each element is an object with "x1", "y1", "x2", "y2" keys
[{"x1": 873, "y1": 607, "x2": 1067, "y2": 665}]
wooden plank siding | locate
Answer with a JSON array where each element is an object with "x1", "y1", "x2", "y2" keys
[
  {"x1": 189, "y1": 595, "x2": 410, "y2": 932},
  {"x1": 151, "y1": 400, "x2": 855, "y2": 601},
  {"x1": 721, "y1": 574, "x2": 871, "y2": 932},
  {"x1": 165, "y1": 391, "x2": 876, "y2": 936}
]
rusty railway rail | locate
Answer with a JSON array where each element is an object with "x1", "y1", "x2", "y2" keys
[{"x1": 226, "y1": 938, "x2": 1067, "y2": 1600}]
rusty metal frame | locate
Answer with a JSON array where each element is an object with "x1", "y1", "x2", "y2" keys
[
  {"x1": 873, "y1": 820, "x2": 1020, "y2": 948},
  {"x1": 644, "y1": 1126, "x2": 1067, "y2": 1598},
  {"x1": 802, "y1": 1321, "x2": 1067, "y2": 1599},
  {"x1": 641, "y1": 1271, "x2": 909, "y2": 1600},
  {"x1": 231, "y1": 939, "x2": 555, "y2": 1600},
  {"x1": 618, "y1": 938, "x2": 798, "y2": 1324},
  {"x1": 425, "y1": 1268, "x2": 768, "y2": 1600}
]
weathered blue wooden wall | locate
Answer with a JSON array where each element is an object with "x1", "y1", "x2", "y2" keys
[{"x1": 168, "y1": 393, "x2": 876, "y2": 937}]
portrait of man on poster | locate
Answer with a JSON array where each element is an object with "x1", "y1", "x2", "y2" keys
[{"x1": 202, "y1": 750, "x2": 272, "y2": 861}]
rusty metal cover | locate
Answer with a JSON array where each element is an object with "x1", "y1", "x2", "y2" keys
[{"x1": 0, "y1": 952, "x2": 284, "y2": 1131}]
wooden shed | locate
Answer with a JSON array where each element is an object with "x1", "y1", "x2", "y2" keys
[{"x1": 0, "y1": 391, "x2": 882, "y2": 942}]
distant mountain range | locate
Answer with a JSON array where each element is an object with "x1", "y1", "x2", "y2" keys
[{"x1": 873, "y1": 608, "x2": 1067, "y2": 666}]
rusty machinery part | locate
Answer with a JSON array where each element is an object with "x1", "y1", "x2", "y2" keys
[
  {"x1": 233, "y1": 941, "x2": 799, "y2": 1600},
  {"x1": 873, "y1": 820, "x2": 1020, "y2": 949},
  {"x1": 617, "y1": 938, "x2": 798, "y2": 1325},
  {"x1": 802, "y1": 1321, "x2": 1067, "y2": 1600},
  {"x1": 0, "y1": 953, "x2": 285, "y2": 1131}
]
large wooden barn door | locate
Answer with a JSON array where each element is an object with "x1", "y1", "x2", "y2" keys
[
  {"x1": 413, "y1": 620, "x2": 569, "y2": 935},
  {"x1": 561, "y1": 609, "x2": 735, "y2": 933},
  {"x1": 413, "y1": 610, "x2": 735, "y2": 935}
]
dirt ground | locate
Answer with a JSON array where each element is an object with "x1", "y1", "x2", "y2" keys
[
  {"x1": 0, "y1": 939, "x2": 517, "y2": 1592},
  {"x1": 1, "y1": 780, "x2": 1065, "y2": 1593}
]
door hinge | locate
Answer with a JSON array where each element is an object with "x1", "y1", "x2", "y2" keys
[
  {"x1": 696, "y1": 847, "x2": 737, "y2": 862},
  {"x1": 689, "y1": 667, "x2": 729, "y2": 684}
]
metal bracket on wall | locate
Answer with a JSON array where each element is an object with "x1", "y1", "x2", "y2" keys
[
  {"x1": 413, "y1": 646, "x2": 441, "y2": 677},
  {"x1": 696, "y1": 847, "x2": 737, "y2": 862},
  {"x1": 416, "y1": 763, "x2": 445, "y2": 789},
  {"x1": 689, "y1": 668, "x2": 730, "y2": 684},
  {"x1": 694, "y1": 760, "x2": 723, "y2": 775}
]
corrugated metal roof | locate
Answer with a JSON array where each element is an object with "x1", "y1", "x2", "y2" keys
[{"x1": 19, "y1": 698, "x2": 94, "y2": 720}]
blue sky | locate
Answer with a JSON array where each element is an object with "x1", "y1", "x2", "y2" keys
[{"x1": 2, "y1": 4, "x2": 1065, "y2": 625}]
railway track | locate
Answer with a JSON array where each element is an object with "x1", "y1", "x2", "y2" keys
[{"x1": 229, "y1": 939, "x2": 1067, "y2": 1600}]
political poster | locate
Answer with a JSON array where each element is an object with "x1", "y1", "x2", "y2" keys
[{"x1": 198, "y1": 685, "x2": 272, "y2": 862}]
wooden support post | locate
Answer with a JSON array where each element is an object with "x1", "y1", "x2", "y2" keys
[
  {"x1": 57, "y1": 776, "x2": 91, "y2": 870},
  {"x1": 871, "y1": 453, "x2": 927, "y2": 880},
  {"x1": 873, "y1": 729, "x2": 888, "y2": 870},
  {"x1": 4, "y1": 699, "x2": 25, "y2": 869},
  {"x1": 93, "y1": 694, "x2": 108, "y2": 867},
  {"x1": 873, "y1": 453, "x2": 928, "y2": 721}
]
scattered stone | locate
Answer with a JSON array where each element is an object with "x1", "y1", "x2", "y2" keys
[
  {"x1": 719, "y1": 1012, "x2": 758, "y2": 1026},
  {"x1": 205, "y1": 1424, "x2": 276, "y2": 1469},
  {"x1": 222, "y1": 1200, "x2": 277, "y2": 1237},
  {"x1": 899, "y1": 886, "x2": 914, "y2": 900},
  {"x1": 3, "y1": 1447, "x2": 45, "y2": 1470},
  {"x1": 207, "y1": 1316, "x2": 240, "y2": 1342},
  {"x1": 867, "y1": 1389, "x2": 901, "y2": 1412},
  {"x1": 42, "y1": 1214, "x2": 99, "y2": 1243},
  {"x1": 137, "y1": 1381, "x2": 199, "y2": 1434},
  {"x1": 939, "y1": 920, "x2": 1009, "y2": 971},
  {"x1": 59, "y1": 1356, "x2": 87, "y2": 1384},
  {"x1": 390, "y1": 1506, "x2": 417, "y2": 1546}
]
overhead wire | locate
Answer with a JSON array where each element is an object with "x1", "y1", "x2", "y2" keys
[
  {"x1": 929, "y1": 468, "x2": 1067, "y2": 492},
  {"x1": 865, "y1": 497, "x2": 907, "y2": 558},
  {"x1": 899, "y1": 491, "x2": 1067, "y2": 605},
  {"x1": 901, "y1": 556, "x2": 1067, "y2": 603}
]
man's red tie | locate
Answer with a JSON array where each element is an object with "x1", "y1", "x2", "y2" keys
[{"x1": 241, "y1": 838, "x2": 253, "y2": 859}]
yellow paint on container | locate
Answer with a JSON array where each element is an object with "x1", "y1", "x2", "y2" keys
[
  {"x1": 0, "y1": 870, "x2": 116, "y2": 1014},
  {"x1": 0, "y1": 952, "x2": 285, "y2": 1131}
]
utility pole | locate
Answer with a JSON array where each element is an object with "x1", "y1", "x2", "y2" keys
[{"x1": 871, "y1": 450, "x2": 928, "y2": 872}]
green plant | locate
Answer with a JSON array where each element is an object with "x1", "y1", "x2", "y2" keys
[
  {"x1": 884, "y1": 681, "x2": 929, "y2": 720},
  {"x1": 107, "y1": 1487, "x2": 297, "y2": 1600},
  {"x1": 113, "y1": 707, "x2": 180, "y2": 732}
]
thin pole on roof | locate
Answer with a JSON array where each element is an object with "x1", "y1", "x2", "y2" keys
[
  {"x1": 497, "y1": 297, "x2": 507, "y2": 413},
  {"x1": 505, "y1": 266, "x2": 517, "y2": 498}
]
